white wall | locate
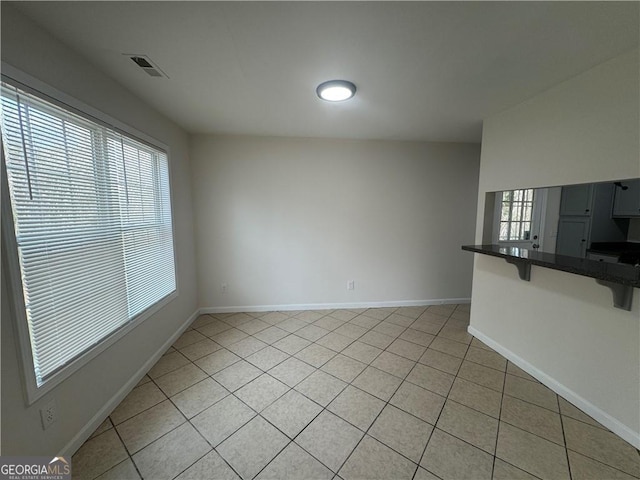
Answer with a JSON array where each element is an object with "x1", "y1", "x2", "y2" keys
[
  {"x1": 191, "y1": 135, "x2": 480, "y2": 310},
  {"x1": 471, "y1": 49, "x2": 640, "y2": 447},
  {"x1": 1, "y1": 6, "x2": 198, "y2": 455}
]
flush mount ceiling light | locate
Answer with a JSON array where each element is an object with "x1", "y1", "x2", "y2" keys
[{"x1": 316, "y1": 80, "x2": 356, "y2": 102}]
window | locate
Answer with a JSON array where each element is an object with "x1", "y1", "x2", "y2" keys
[
  {"x1": 498, "y1": 189, "x2": 535, "y2": 241},
  {"x1": 1, "y1": 81, "x2": 176, "y2": 393}
]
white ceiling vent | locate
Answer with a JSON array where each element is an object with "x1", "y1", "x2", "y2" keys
[{"x1": 125, "y1": 54, "x2": 168, "y2": 78}]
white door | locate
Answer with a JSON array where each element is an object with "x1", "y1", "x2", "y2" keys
[{"x1": 493, "y1": 188, "x2": 546, "y2": 250}]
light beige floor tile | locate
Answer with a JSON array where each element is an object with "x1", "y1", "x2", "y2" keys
[
  {"x1": 506, "y1": 362, "x2": 539, "y2": 383},
  {"x1": 492, "y1": 459, "x2": 538, "y2": 480},
  {"x1": 457, "y1": 360, "x2": 505, "y2": 392},
  {"x1": 197, "y1": 320, "x2": 233, "y2": 338},
  {"x1": 341, "y1": 341, "x2": 383, "y2": 364},
  {"x1": 414, "y1": 467, "x2": 440, "y2": 480},
  {"x1": 456, "y1": 303, "x2": 471, "y2": 313},
  {"x1": 296, "y1": 324, "x2": 331, "y2": 342},
  {"x1": 437, "y1": 324, "x2": 472, "y2": 344},
  {"x1": 235, "y1": 374, "x2": 290, "y2": 412},
  {"x1": 223, "y1": 312, "x2": 254, "y2": 327},
  {"x1": 334, "y1": 323, "x2": 368, "y2": 340},
  {"x1": 195, "y1": 348, "x2": 241, "y2": 375},
  {"x1": 470, "y1": 337, "x2": 492, "y2": 351},
  {"x1": 213, "y1": 360, "x2": 262, "y2": 392},
  {"x1": 568, "y1": 451, "x2": 639, "y2": 480},
  {"x1": 504, "y1": 375, "x2": 559, "y2": 412},
  {"x1": 500, "y1": 395, "x2": 564, "y2": 445},
  {"x1": 296, "y1": 310, "x2": 326, "y2": 323},
  {"x1": 330, "y1": 309, "x2": 359, "y2": 322},
  {"x1": 410, "y1": 318, "x2": 445, "y2": 335},
  {"x1": 171, "y1": 378, "x2": 229, "y2": 418},
  {"x1": 175, "y1": 450, "x2": 240, "y2": 480},
  {"x1": 295, "y1": 343, "x2": 336, "y2": 367},
  {"x1": 496, "y1": 422, "x2": 570, "y2": 480},
  {"x1": 352, "y1": 366, "x2": 402, "y2": 401},
  {"x1": 173, "y1": 330, "x2": 207, "y2": 349},
  {"x1": 226, "y1": 336, "x2": 268, "y2": 358},
  {"x1": 371, "y1": 351, "x2": 415, "y2": 379},
  {"x1": 148, "y1": 351, "x2": 191, "y2": 379},
  {"x1": 155, "y1": 363, "x2": 208, "y2": 397},
  {"x1": 429, "y1": 337, "x2": 469, "y2": 358},
  {"x1": 387, "y1": 338, "x2": 427, "y2": 361},
  {"x1": 262, "y1": 389, "x2": 323, "y2": 438},
  {"x1": 436, "y1": 400, "x2": 498, "y2": 454},
  {"x1": 72, "y1": 428, "x2": 128, "y2": 480},
  {"x1": 190, "y1": 314, "x2": 218, "y2": 329},
  {"x1": 246, "y1": 345, "x2": 290, "y2": 371},
  {"x1": 450, "y1": 309, "x2": 470, "y2": 322},
  {"x1": 399, "y1": 329, "x2": 435, "y2": 348},
  {"x1": 261, "y1": 312, "x2": 289, "y2": 325},
  {"x1": 116, "y1": 400, "x2": 185, "y2": 453},
  {"x1": 421, "y1": 428, "x2": 493, "y2": 480},
  {"x1": 212, "y1": 328, "x2": 249, "y2": 347},
  {"x1": 465, "y1": 346, "x2": 507, "y2": 371},
  {"x1": 395, "y1": 306, "x2": 427, "y2": 319},
  {"x1": 111, "y1": 382, "x2": 167, "y2": 425},
  {"x1": 179, "y1": 338, "x2": 221, "y2": 361},
  {"x1": 558, "y1": 397, "x2": 603, "y2": 429},
  {"x1": 449, "y1": 378, "x2": 502, "y2": 418},
  {"x1": 135, "y1": 375, "x2": 151, "y2": 387},
  {"x1": 563, "y1": 416, "x2": 640, "y2": 477},
  {"x1": 295, "y1": 370, "x2": 347, "y2": 406},
  {"x1": 296, "y1": 411, "x2": 364, "y2": 472},
  {"x1": 373, "y1": 321, "x2": 405, "y2": 338},
  {"x1": 349, "y1": 315, "x2": 381, "y2": 329},
  {"x1": 89, "y1": 417, "x2": 114, "y2": 439},
  {"x1": 427, "y1": 304, "x2": 456, "y2": 316},
  {"x1": 339, "y1": 436, "x2": 417, "y2": 480},
  {"x1": 359, "y1": 330, "x2": 395, "y2": 349},
  {"x1": 369, "y1": 404, "x2": 433, "y2": 463},
  {"x1": 328, "y1": 385, "x2": 385, "y2": 431},
  {"x1": 236, "y1": 318, "x2": 270, "y2": 335},
  {"x1": 363, "y1": 308, "x2": 395, "y2": 320},
  {"x1": 417, "y1": 311, "x2": 449, "y2": 324},
  {"x1": 269, "y1": 357, "x2": 316, "y2": 387},
  {"x1": 418, "y1": 348, "x2": 462, "y2": 375},
  {"x1": 273, "y1": 334, "x2": 311, "y2": 355},
  {"x1": 321, "y1": 354, "x2": 367, "y2": 382},
  {"x1": 278, "y1": 317, "x2": 308, "y2": 333},
  {"x1": 316, "y1": 332, "x2": 354, "y2": 352},
  {"x1": 387, "y1": 311, "x2": 420, "y2": 325},
  {"x1": 254, "y1": 325, "x2": 289, "y2": 344},
  {"x1": 406, "y1": 363, "x2": 454, "y2": 397},
  {"x1": 314, "y1": 316, "x2": 346, "y2": 331},
  {"x1": 94, "y1": 458, "x2": 140, "y2": 480},
  {"x1": 218, "y1": 416, "x2": 289, "y2": 480},
  {"x1": 191, "y1": 395, "x2": 256, "y2": 446},
  {"x1": 132, "y1": 423, "x2": 210, "y2": 480},
  {"x1": 390, "y1": 381, "x2": 445, "y2": 424},
  {"x1": 257, "y1": 442, "x2": 333, "y2": 480}
]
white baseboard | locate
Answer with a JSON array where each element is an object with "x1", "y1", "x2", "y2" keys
[
  {"x1": 200, "y1": 297, "x2": 471, "y2": 314},
  {"x1": 61, "y1": 308, "x2": 200, "y2": 456},
  {"x1": 468, "y1": 326, "x2": 640, "y2": 449}
]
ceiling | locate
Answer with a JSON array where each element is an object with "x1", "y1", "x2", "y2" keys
[{"x1": 11, "y1": 1, "x2": 639, "y2": 143}]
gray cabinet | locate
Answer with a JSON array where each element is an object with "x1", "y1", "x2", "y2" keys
[
  {"x1": 557, "y1": 217, "x2": 590, "y2": 257},
  {"x1": 560, "y1": 184, "x2": 594, "y2": 216},
  {"x1": 612, "y1": 179, "x2": 640, "y2": 217}
]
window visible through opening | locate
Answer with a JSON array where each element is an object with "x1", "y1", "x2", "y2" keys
[{"x1": 499, "y1": 189, "x2": 535, "y2": 241}]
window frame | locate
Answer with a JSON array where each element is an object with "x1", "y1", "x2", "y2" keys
[{"x1": 1, "y1": 63, "x2": 179, "y2": 405}]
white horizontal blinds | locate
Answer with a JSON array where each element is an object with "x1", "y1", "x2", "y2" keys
[{"x1": 1, "y1": 83, "x2": 175, "y2": 385}]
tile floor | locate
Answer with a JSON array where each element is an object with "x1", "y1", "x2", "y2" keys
[{"x1": 73, "y1": 305, "x2": 640, "y2": 480}]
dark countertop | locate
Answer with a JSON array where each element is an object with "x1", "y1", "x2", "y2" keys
[
  {"x1": 462, "y1": 244, "x2": 640, "y2": 287},
  {"x1": 588, "y1": 242, "x2": 640, "y2": 265}
]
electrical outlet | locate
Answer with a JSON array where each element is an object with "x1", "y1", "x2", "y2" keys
[
  {"x1": 221, "y1": 283, "x2": 228, "y2": 294},
  {"x1": 347, "y1": 280, "x2": 355, "y2": 290},
  {"x1": 40, "y1": 399, "x2": 57, "y2": 430}
]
